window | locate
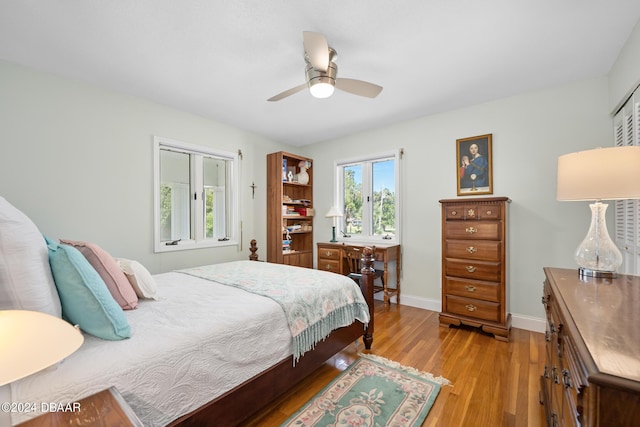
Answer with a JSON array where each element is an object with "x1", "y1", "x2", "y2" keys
[
  {"x1": 154, "y1": 136, "x2": 239, "y2": 252},
  {"x1": 335, "y1": 150, "x2": 401, "y2": 243},
  {"x1": 613, "y1": 88, "x2": 640, "y2": 273}
]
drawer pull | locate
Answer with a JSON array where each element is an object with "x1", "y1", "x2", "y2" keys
[
  {"x1": 466, "y1": 246, "x2": 477, "y2": 254},
  {"x1": 486, "y1": 210, "x2": 493, "y2": 215},
  {"x1": 325, "y1": 251, "x2": 332, "y2": 257},
  {"x1": 465, "y1": 266, "x2": 476, "y2": 273},
  {"x1": 451, "y1": 210, "x2": 458, "y2": 216},
  {"x1": 465, "y1": 226, "x2": 478, "y2": 234},
  {"x1": 467, "y1": 208, "x2": 475, "y2": 217},
  {"x1": 465, "y1": 304, "x2": 477, "y2": 312},
  {"x1": 325, "y1": 264, "x2": 332, "y2": 270},
  {"x1": 465, "y1": 285, "x2": 476, "y2": 292}
]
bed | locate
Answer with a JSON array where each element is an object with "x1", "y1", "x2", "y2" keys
[
  {"x1": 169, "y1": 242, "x2": 375, "y2": 427},
  {"x1": 0, "y1": 195, "x2": 375, "y2": 427}
]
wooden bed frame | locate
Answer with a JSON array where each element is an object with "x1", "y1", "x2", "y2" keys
[{"x1": 169, "y1": 240, "x2": 375, "y2": 426}]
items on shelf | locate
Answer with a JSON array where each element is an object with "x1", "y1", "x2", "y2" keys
[
  {"x1": 283, "y1": 220, "x2": 312, "y2": 234},
  {"x1": 294, "y1": 207, "x2": 315, "y2": 216},
  {"x1": 282, "y1": 158, "x2": 287, "y2": 182},
  {"x1": 285, "y1": 206, "x2": 300, "y2": 216},
  {"x1": 297, "y1": 160, "x2": 310, "y2": 185}
]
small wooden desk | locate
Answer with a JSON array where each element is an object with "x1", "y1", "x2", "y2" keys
[{"x1": 317, "y1": 242, "x2": 401, "y2": 306}]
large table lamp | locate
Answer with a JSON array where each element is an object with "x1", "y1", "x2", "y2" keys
[
  {"x1": 0, "y1": 310, "x2": 84, "y2": 386},
  {"x1": 325, "y1": 206, "x2": 343, "y2": 243},
  {"x1": 557, "y1": 146, "x2": 640, "y2": 278}
]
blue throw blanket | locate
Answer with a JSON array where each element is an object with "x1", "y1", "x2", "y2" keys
[{"x1": 178, "y1": 261, "x2": 370, "y2": 363}]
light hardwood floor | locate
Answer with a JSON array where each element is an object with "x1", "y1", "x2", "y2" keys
[{"x1": 243, "y1": 301, "x2": 546, "y2": 427}]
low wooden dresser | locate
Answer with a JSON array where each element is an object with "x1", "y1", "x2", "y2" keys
[
  {"x1": 540, "y1": 267, "x2": 640, "y2": 426},
  {"x1": 439, "y1": 197, "x2": 510, "y2": 341}
]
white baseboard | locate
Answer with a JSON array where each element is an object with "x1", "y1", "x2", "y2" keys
[
  {"x1": 510, "y1": 314, "x2": 546, "y2": 333},
  {"x1": 385, "y1": 293, "x2": 441, "y2": 312},
  {"x1": 381, "y1": 294, "x2": 546, "y2": 334}
]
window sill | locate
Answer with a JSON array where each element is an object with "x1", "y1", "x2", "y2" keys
[{"x1": 154, "y1": 239, "x2": 239, "y2": 253}]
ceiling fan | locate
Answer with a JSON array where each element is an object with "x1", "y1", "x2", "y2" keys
[{"x1": 267, "y1": 31, "x2": 383, "y2": 102}]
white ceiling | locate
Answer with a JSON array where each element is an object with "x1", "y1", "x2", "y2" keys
[{"x1": 1, "y1": 1, "x2": 639, "y2": 146}]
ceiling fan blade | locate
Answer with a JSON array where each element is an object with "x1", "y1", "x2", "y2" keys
[
  {"x1": 335, "y1": 78, "x2": 383, "y2": 98},
  {"x1": 303, "y1": 31, "x2": 329, "y2": 71},
  {"x1": 267, "y1": 83, "x2": 308, "y2": 102}
]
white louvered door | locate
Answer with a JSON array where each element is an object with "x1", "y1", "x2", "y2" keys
[{"x1": 613, "y1": 90, "x2": 640, "y2": 274}]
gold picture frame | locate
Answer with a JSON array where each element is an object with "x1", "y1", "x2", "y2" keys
[{"x1": 456, "y1": 134, "x2": 493, "y2": 196}]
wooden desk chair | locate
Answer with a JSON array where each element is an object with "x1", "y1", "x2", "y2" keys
[{"x1": 343, "y1": 245, "x2": 385, "y2": 298}]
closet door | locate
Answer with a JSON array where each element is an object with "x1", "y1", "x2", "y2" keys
[{"x1": 614, "y1": 91, "x2": 640, "y2": 274}]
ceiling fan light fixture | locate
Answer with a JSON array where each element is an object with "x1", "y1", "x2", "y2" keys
[
  {"x1": 306, "y1": 61, "x2": 337, "y2": 99},
  {"x1": 309, "y1": 80, "x2": 335, "y2": 98},
  {"x1": 267, "y1": 32, "x2": 383, "y2": 102}
]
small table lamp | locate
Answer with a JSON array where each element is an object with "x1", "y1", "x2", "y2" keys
[
  {"x1": 0, "y1": 310, "x2": 84, "y2": 386},
  {"x1": 325, "y1": 206, "x2": 343, "y2": 243},
  {"x1": 557, "y1": 146, "x2": 640, "y2": 278}
]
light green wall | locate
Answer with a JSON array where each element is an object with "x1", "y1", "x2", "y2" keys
[
  {"x1": 303, "y1": 78, "x2": 612, "y2": 324},
  {"x1": 0, "y1": 60, "x2": 289, "y2": 274}
]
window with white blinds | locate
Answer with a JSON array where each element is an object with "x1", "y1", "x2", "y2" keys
[{"x1": 613, "y1": 88, "x2": 640, "y2": 274}]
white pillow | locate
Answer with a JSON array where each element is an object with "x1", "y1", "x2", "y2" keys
[
  {"x1": 115, "y1": 258, "x2": 158, "y2": 300},
  {"x1": 0, "y1": 196, "x2": 62, "y2": 317}
]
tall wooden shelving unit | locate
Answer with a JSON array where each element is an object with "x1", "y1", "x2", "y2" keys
[{"x1": 267, "y1": 151, "x2": 314, "y2": 268}]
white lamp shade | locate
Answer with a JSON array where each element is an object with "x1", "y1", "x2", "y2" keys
[
  {"x1": 557, "y1": 146, "x2": 640, "y2": 201},
  {"x1": 325, "y1": 206, "x2": 343, "y2": 218},
  {"x1": 0, "y1": 310, "x2": 84, "y2": 386}
]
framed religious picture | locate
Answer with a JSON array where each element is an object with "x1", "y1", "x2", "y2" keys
[{"x1": 456, "y1": 133, "x2": 493, "y2": 196}]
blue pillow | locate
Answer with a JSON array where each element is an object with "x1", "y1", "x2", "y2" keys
[{"x1": 45, "y1": 237, "x2": 131, "y2": 340}]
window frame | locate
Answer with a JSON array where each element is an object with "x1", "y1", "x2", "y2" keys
[
  {"x1": 153, "y1": 136, "x2": 239, "y2": 253},
  {"x1": 334, "y1": 149, "x2": 401, "y2": 244}
]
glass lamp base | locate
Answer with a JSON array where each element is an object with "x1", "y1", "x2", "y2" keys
[
  {"x1": 578, "y1": 267, "x2": 617, "y2": 279},
  {"x1": 574, "y1": 202, "x2": 622, "y2": 277}
]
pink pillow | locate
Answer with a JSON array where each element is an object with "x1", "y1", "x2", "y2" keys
[{"x1": 60, "y1": 239, "x2": 138, "y2": 310}]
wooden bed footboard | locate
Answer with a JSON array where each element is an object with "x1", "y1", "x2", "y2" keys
[{"x1": 169, "y1": 241, "x2": 375, "y2": 427}]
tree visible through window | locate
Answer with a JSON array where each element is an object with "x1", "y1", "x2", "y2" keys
[
  {"x1": 373, "y1": 160, "x2": 396, "y2": 236},
  {"x1": 337, "y1": 152, "x2": 400, "y2": 242},
  {"x1": 160, "y1": 184, "x2": 173, "y2": 241},
  {"x1": 343, "y1": 165, "x2": 363, "y2": 234}
]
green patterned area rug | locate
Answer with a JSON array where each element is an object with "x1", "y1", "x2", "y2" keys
[{"x1": 281, "y1": 354, "x2": 450, "y2": 427}]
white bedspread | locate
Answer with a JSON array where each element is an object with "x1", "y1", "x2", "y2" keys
[
  {"x1": 10, "y1": 272, "x2": 292, "y2": 426},
  {"x1": 180, "y1": 261, "x2": 370, "y2": 363}
]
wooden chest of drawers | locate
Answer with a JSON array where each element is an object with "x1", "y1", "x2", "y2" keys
[
  {"x1": 439, "y1": 197, "x2": 511, "y2": 341},
  {"x1": 540, "y1": 268, "x2": 640, "y2": 426}
]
